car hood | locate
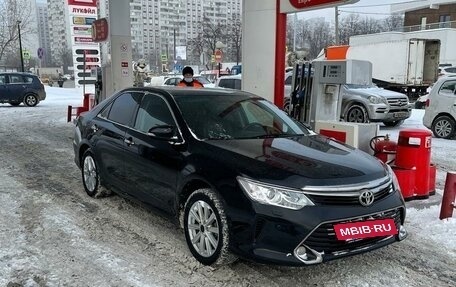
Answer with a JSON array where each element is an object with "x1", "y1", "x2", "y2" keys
[
  {"x1": 199, "y1": 135, "x2": 386, "y2": 189},
  {"x1": 346, "y1": 87, "x2": 407, "y2": 98}
]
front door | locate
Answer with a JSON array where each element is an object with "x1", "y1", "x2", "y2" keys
[
  {"x1": 123, "y1": 93, "x2": 184, "y2": 213},
  {"x1": 7, "y1": 74, "x2": 26, "y2": 102}
]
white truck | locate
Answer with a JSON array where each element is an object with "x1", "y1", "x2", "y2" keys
[{"x1": 347, "y1": 32, "x2": 440, "y2": 99}]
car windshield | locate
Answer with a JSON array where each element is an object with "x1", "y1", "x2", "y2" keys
[
  {"x1": 194, "y1": 76, "x2": 211, "y2": 84},
  {"x1": 175, "y1": 95, "x2": 310, "y2": 140}
]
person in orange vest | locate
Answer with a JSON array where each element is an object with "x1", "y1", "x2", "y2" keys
[{"x1": 177, "y1": 66, "x2": 204, "y2": 88}]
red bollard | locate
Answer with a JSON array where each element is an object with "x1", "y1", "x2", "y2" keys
[{"x1": 439, "y1": 172, "x2": 456, "y2": 220}]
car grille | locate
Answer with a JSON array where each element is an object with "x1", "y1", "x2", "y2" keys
[
  {"x1": 303, "y1": 208, "x2": 402, "y2": 255},
  {"x1": 305, "y1": 179, "x2": 393, "y2": 206},
  {"x1": 387, "y1": 98, "x2": 409, "y2": 108}
]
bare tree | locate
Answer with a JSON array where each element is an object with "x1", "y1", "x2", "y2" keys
[
  {"x1": 0, "y1": 0, "x2": 33, "y2": 63},
  {"x1": 187, "y1": 32, "x2": 206, "y2": 65},
  {"x1": 202, "y1": 16, "x2": 226, "y2": 57},
  {"x1": 339, "y1": 14, "x2": 363, "y2": 44},
  {"x1": 227, "y1": 17, "x2": 242, "y2": 64},
  {"x1": 382, "y1": 15, "x2": 404, "y2": 32}
]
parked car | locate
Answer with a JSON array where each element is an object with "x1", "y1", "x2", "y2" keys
[
  {"x1": 340, "y1": 84, "x2": 411, "y2": 127},
  {"x1": 0, "y1": 72, "x2": 46, "y2": 107},
  {"x1": 423, "y1": 76, "x2": 456, "y2": 139},
  {"x1": 73, "y1": 87, "x2": 407, "y2": 266},
  {"x1": 215, "y1": 74, "x2": 241, "y2": 90},
  {"x1": 438, "y1": 66, "x2": 456, "y2": 78},
  {"x1": 163, "y1": 75, "x2": 215, "y2": 88}
]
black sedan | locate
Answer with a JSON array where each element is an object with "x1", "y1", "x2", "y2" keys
[{"x1": 73, "y1": 87, "x2": 407, "y2": 266}]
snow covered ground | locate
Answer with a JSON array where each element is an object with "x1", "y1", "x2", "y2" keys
[{"x1": 0, "y1": 86, "x2": 454, "y2": 286}]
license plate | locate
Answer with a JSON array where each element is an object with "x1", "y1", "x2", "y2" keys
[
  {"x1": 393, "y1": 112, "x2": 408, "y2": 118},
  {"x1": 334, "y1": 219, "x2": 397, "y2": 240}
]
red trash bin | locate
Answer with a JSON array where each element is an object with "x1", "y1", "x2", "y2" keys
[{"x1": 395, "y1": 129, "x2": 432, "y2": 199}]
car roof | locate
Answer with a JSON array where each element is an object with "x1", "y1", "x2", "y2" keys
[{"x1": 124, "y1": 86, "x2": 256, "y2": 99}]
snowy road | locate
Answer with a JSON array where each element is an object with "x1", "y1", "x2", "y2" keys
[{"x1": 0, "y1": 87, "x2": 455, "y2": 286}]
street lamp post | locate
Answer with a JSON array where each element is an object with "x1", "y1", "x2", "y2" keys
[{"x1": 17, "y1": 20, "x2": 25, "y2": 72}]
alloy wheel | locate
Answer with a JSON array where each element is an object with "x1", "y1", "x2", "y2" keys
[
  {"x1": 187, "y1": 200, "x2": 220, "y2": 258},
  {"x1": 25, "y1": 95, "x2": 38, "y2": 107},
  {"x1": 83, "y1": 155, "x2": 97, "y2": 192},
  {"x1": 434, "y1": 118, "x2": 453, "y2": 138}
]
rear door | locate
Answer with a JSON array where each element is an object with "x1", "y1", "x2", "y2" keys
[
  {"x1": 7, "y1": 74, "x2": 26, "y2": 102},
  {"x1": 408, "y1": 39, "x2": 425, "y2": 85},
  {"x1": 434, "y1": 79, "x2": 456, "y2": 116},
  {"x1": 90, "y1": 92, "x2": 144, "y2": 191}
]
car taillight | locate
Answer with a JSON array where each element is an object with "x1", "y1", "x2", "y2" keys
[{"x1": 425, "y1": 98, "x2": 430, "y2": 108}]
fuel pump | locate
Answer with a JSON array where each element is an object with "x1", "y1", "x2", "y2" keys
[{"x1": 292, "y1": 60, "x2": 379, "y2": 153}]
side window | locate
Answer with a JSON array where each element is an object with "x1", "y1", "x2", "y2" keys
[
  {"x1": 220, "y1": 79, "x2": 234, "y2": 89},
  {"x1": 24, "y1": 76, "x2": 34, "y2": 83},
  {"x1": 439, "y1": 80, "x2": 456, "y2": 95},
  {"x1": 0, "y1": 75, "x2": 6, "y2": 84},
  {"x1": 9, "y1": 75, "x2": 24, "y2": 84},
  {"x1": 134, "y1": 94, "x2": 175, "y2": 133},
  {"x1": 107, "y1": 92, "x2": 143, "y2": 126},
  {"x1": 99, "y1": 102, "x2": 113, "y2": 118},
  {"x1": 446, "y1": 67, "x2": 456, "y2": 73}
]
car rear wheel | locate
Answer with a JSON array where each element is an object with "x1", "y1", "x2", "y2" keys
[
  {"x1": 81, "y1": 149, "x2": 109, "y2": 198},
  {"x1": 432, "y1": 116, "x2": 455, "y2": 139},
  {"x1": 24, "y1": 94, "x2": 38, "y2": 107},
  {"x1": 345, "y1": 104, "x2": 369, "y2": 123},
  {"x1": 383, "y1": 120, "x2": 404, "y2": 127},
  {"x1": 183, "y1": 189, "x2": 236, "y2": 266}
]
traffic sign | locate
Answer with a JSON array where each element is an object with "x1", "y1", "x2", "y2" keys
[
  {"x1": 37, "y1": 48, "x2": 44, "y2": 59},
  {"x1": 161, "y1": 54, "x2": 167, "y2": 62},
  {"x1": 22, "y1": 50, "x2": 31, "y2": 60},
  {"x1": 215, "y1": 49, "x2": 223, "y2": 63}
]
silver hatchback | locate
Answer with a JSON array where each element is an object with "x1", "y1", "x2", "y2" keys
[{"x1": 423, "y1": 76, "x2": 456, "y2": 139}]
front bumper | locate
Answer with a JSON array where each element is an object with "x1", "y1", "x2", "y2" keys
[
  {"x1": 228, "y1": 194, "x2": 406, "y2": 266},
  {"x1": 367, "y1": 104, "x2": 411, "y2": 122}
]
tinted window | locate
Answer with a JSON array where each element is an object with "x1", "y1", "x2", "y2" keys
[
  {"x1": 9, "y1": 75, "x2": 24, "y2": 84},
  {"x1": 134, "y1": 94, "x2": 175, "y2": 133},
  {"x1": 0, "y1": 75, "x2": 6, "y2": 84},
  {"x1": 445, "y1": 67, "x2": 456, "y2": 73},
  {"x1": 233, "y1": 79, "x2": 241, "y2": 90},
  {"x1": 219, "y1": 79, "x2": 234, "y2": 89},
  {"x1": 24, "y1": 76, "x2": 34, "y2": 83},
  {"x1": 285, "y1": 76, "x2": 292, "y2": 85},
  {"x1": 108, "y1": 92, "x2": 143, "y2": 126}
]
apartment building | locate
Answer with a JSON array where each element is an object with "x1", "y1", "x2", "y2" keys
[{"x1": 45, "y1": 0, "x2": 241, "y2": 70}]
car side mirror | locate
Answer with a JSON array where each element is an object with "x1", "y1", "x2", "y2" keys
[{"x1": 148, "y1": 125, "x2": 177, "y2": 140}]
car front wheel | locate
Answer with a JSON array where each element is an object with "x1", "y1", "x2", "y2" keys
[
  {"x1": 432, "y1": 115, "x2": 455, "y2": 139},
  {"x1": 24, "y1": 94, "x2": 38, "y2": 107},
  {"x1": 345, "y1": 104, "x2": 369, "y2": 123},
  {"x1": 183, "y1": 189, "x2": 236, "y2": 266}
]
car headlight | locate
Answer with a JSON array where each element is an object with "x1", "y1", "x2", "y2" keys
[
  {"x1": 385, "y1": 164, "x2": 403, "y2": 201},
  {"x1": 368, "y1": 96, "x2": 387, "y2": 105},
  {"x1": 237, "y1": 177, "x2": 314, "y2": 210}
]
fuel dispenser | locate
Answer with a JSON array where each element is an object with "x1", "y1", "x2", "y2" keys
[
  {"x1": 91, "y1": 67, "x2": 103, "y2": 105},
  {"x1": 290, "y1": 60, "x2": 379, "y2": 154}
]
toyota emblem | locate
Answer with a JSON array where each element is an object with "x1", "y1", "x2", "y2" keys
[{"x1": 359, "y1": 190, "x2": 375, "y2": 206}]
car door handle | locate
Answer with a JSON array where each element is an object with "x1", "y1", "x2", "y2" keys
[
  {"x1": 124, "y1": 138, "x2": 135, "y2": 146},
  {"x1": 90, "y1": 124, "x2": 99, "y2": 132}
]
